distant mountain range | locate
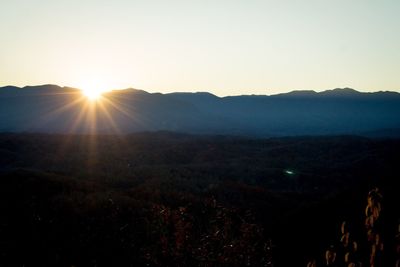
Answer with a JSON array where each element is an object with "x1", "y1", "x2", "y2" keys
[{"x1": 1, "y1": 85, "x2": 400, "y2": 137}]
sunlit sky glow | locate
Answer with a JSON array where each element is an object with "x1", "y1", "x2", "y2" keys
[{"x1": 1, "y1": 0, "x2": 399, "y2": 96}]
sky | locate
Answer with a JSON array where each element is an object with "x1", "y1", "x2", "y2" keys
[{"x1": 0, "y1": 0, "x2": 399, "y2": 96}]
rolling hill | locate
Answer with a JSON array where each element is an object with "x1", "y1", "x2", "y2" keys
[{"x1": 1, "y1": 85, "x2": 399, "y2": 136}]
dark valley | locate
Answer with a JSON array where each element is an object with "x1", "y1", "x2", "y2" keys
[{"x1": 0, "y1": 133, "x2": 399, "y2": 266}]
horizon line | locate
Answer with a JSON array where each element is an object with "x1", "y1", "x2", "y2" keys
[{"x1": 1, "y1": 84, "x2": 400, "y2": 98}]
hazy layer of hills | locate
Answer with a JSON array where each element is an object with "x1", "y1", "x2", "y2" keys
[{"x1": 1, "y1": 85, "x2": 400, "y2": 136}]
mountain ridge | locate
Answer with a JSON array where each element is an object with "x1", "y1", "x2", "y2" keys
[
  {"x1": 2, "y1": 84, "x2": 399, "y2": 98},
  {"x1": 0, "y1": 85, "x2": 400, "y2": 137}
]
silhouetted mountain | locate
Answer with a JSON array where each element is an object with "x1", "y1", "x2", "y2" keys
[
  {"x1": 277, "y1": 90, "x2": 318, "y2": 97},
  {"x1": 320, "y1": 87, "x2": 361, "y2": 96},
  {"x1": 1, "y1": 85, "x2": 400, "y2": 136}
]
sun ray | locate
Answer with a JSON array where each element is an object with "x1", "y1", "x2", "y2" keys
[
  {"x1": 24, "y1": 91, "x2": 85, "y2": 130},
  {"x1": 86, "y1": 101, "x2": 98, "y2": 175},
  {"x1": 48, "y1": 89, "x2": 141, "y2": 171},
  {"x1": 55, "y1": 98, "x2": 92, "y2": 162},
  {"x1": 101, "y1": 97, "x2": 136, "y2": 120},
  {"x1": 101, "y1": 95, "x2": 149, "y2": 125},
  {"x1": 68, "y1": 101, "x2": 91, "y2": 133},
  {"x1": 97, "y1": 99, "x2": 122, "y2": 134}
]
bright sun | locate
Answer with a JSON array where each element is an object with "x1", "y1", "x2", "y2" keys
[
  {"x1": 82, "y1": 88, "x2": 104, "y2": 100},
  {"x1": 79, "y1": 79, "x2": 111, "y2": 101}
]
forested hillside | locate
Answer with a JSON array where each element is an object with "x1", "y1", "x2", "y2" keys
[{"x1": 0, "y1": 133, "x2": 399, "y2": 266}]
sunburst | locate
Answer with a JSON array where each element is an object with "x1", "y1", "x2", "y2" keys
[{"x1": 80, "y1": 80, "x2": 111, "y2": 100}]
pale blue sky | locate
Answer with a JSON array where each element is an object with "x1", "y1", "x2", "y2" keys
[{"x1": 1, "y1": 0, "x2": 399, "y2": 95}]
